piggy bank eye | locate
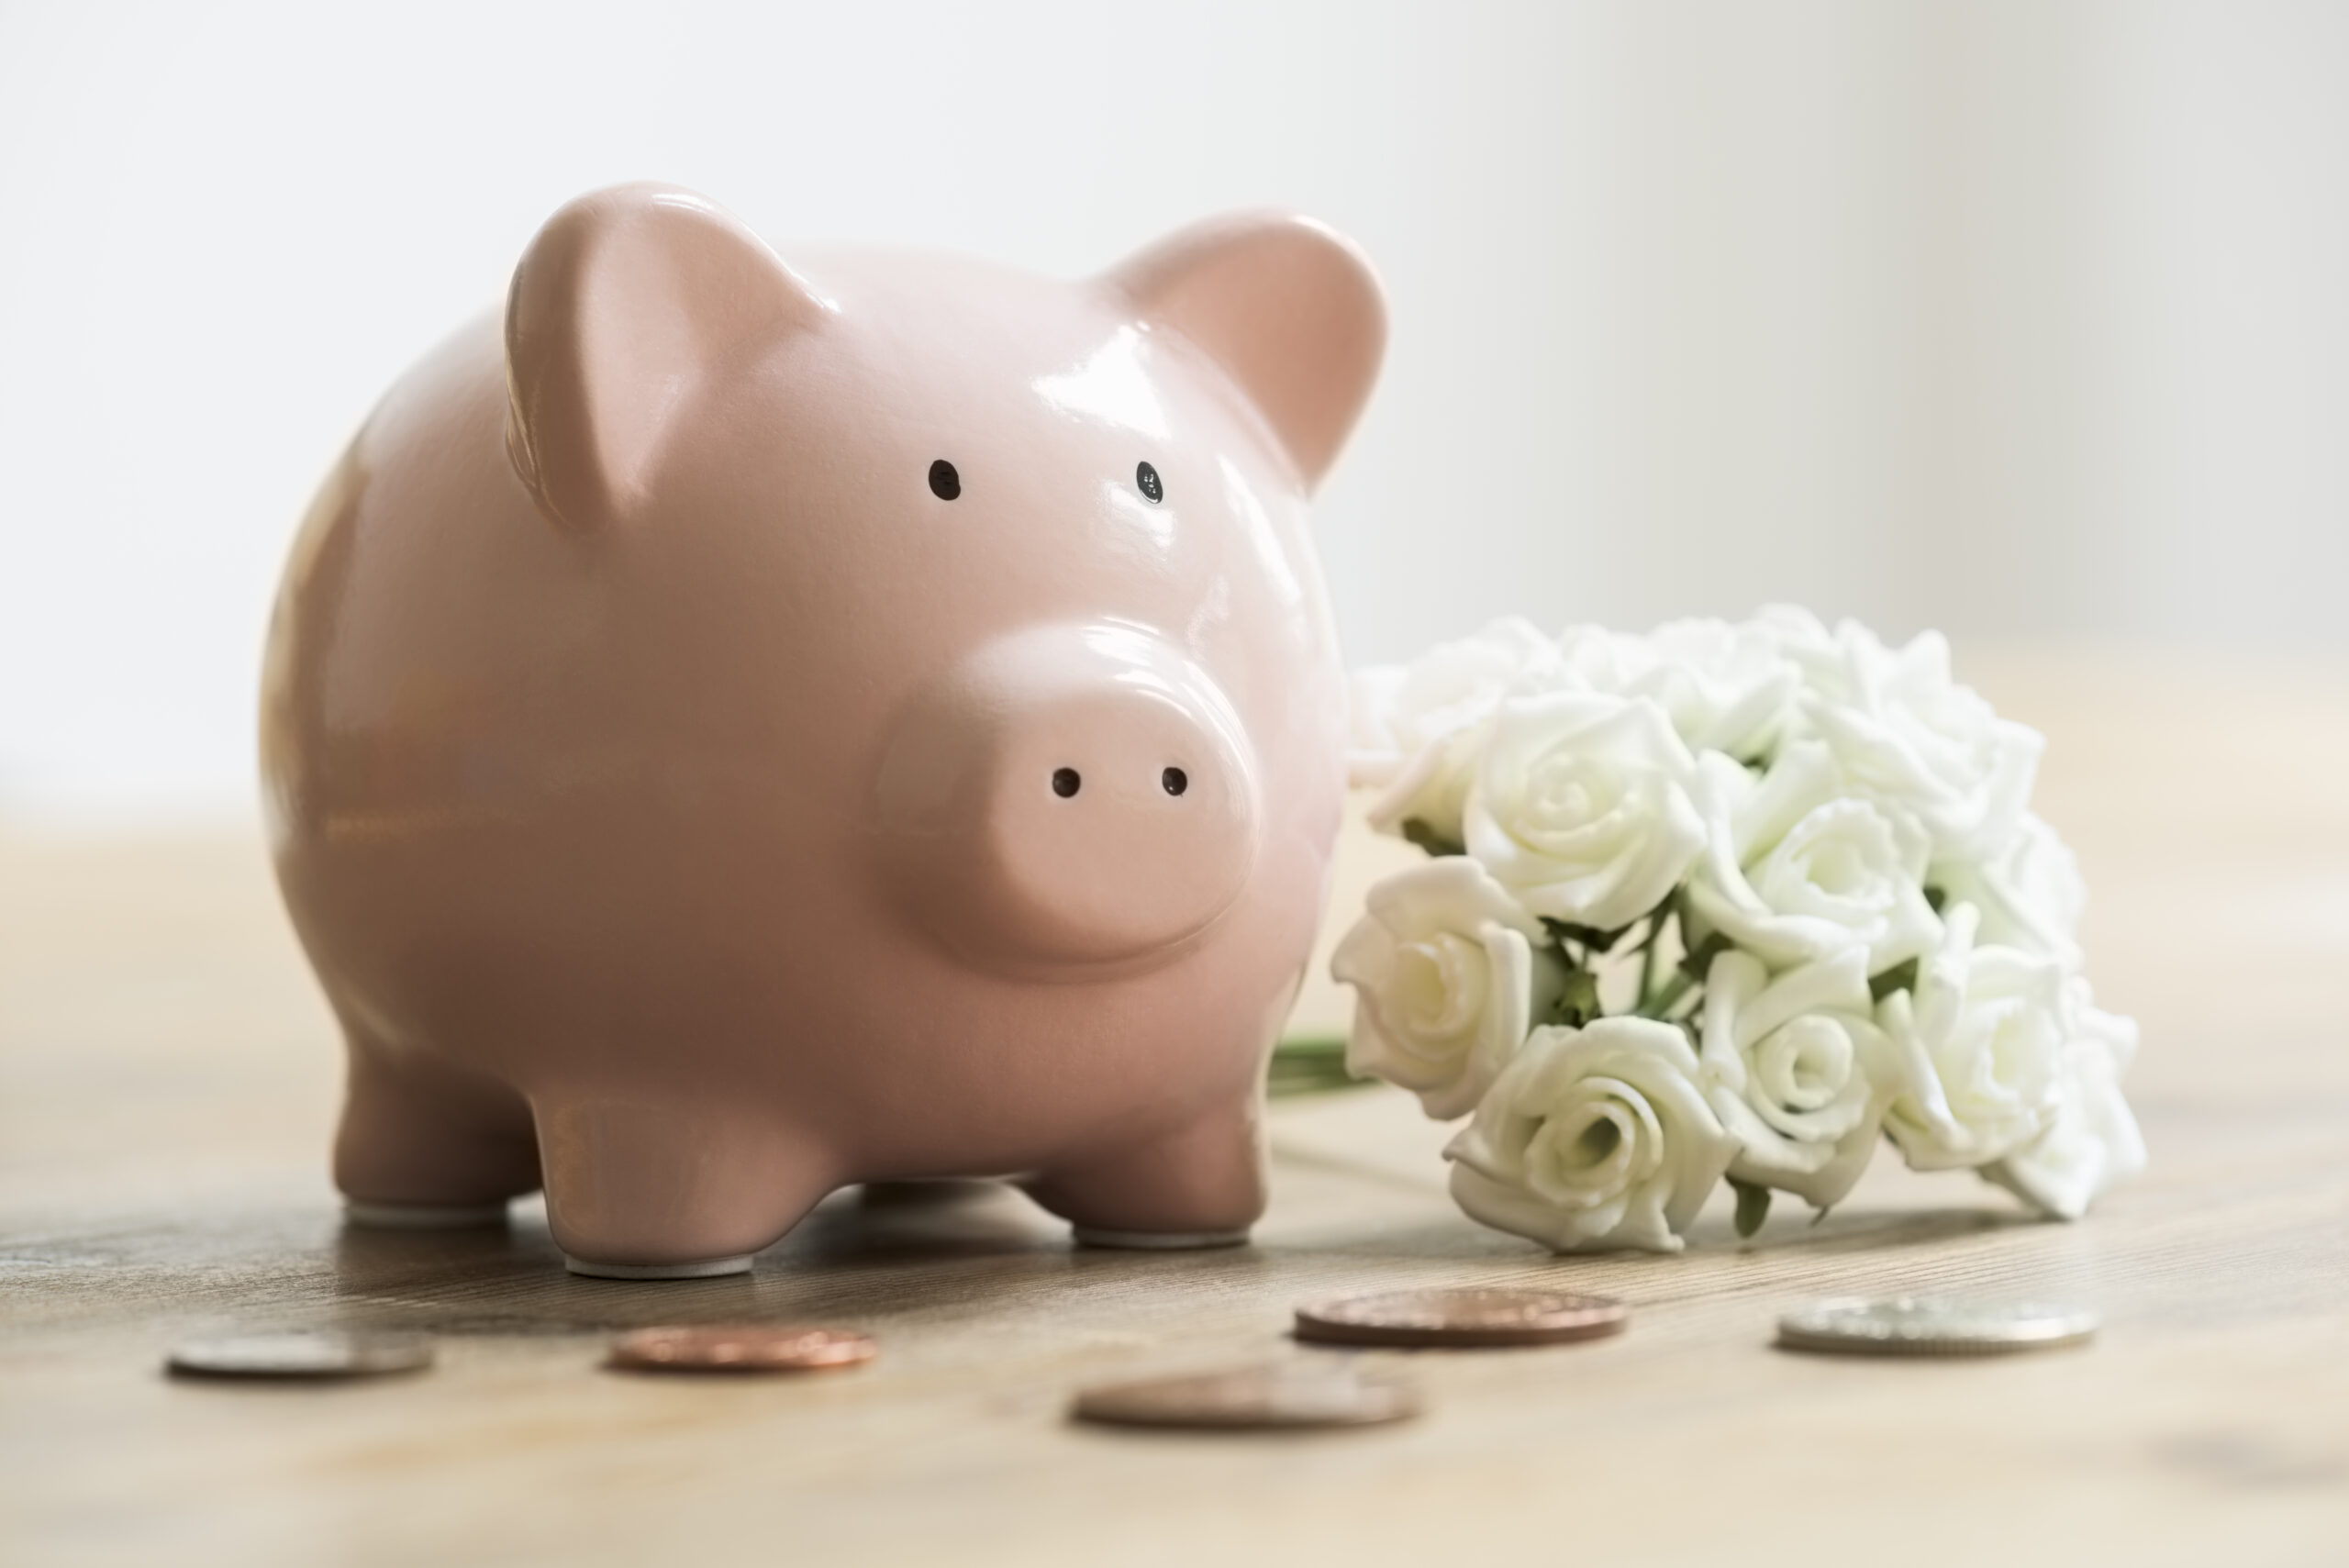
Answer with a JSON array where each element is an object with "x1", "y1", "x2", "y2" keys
[
  {"x1": 929, "y1": 460, "x2": 961, "y2": 500},
  {"x1": 1134, "y1": 461, "x2": 1163, "y2": 504}
]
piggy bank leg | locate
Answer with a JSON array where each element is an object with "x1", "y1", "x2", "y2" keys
[
  {"x1": 1026, "y1": 1098, "x2": 1265, "y2": 1249},
  {"x1": 534, "y1": 1096, "x2": 833, "y2": 1280},
  {"x1": 336, "y1": 1037, "x2": 542, "y2": 1229}
]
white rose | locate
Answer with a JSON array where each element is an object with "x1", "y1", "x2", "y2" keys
[
  {"x1": 1773, "y1": 614, "x2": 2043, "y2": 862},
  {"x1": 1878, "y1": 903, "x2": 2066, "y2": 1170},
  {"x1": 1547, "y1": 619, "x2": 1798, "y2": 760},
  {"x1": 1983, "y1": 981, "x2": 2144, "y2": 1219},
  {"x1": 1347, "y1": 617, "x2": 1564, "y2": 848},
  {"x1": 1748, "y1": 603, "x2": 1841, "y2": 663},
  {"x1": 1330, "y1": 859, "x2": 1566, "y2": 1121},
  {"x1": 1445, "y1": 1017, "x2": 1740, "y2": 1253},
  {"x1": 1932, "y1": 814, "x2": 2087, "y2": 965},
  {"x1": 1697, "y1": 947, "x2": 1891, "y2": 1208},
  {"x1": 1683, "y1": 743, "x2": 1942, "y2": 976},
  {"x1": 1463, "y1": 692, "x2": 1706, "y2": 933},
  {"x1": 1627, "y1": 618, "x2": 1800, "y2": 759},
  {"x1": 1545, "y1": 625, "x2": 1660, "y2": 707}
]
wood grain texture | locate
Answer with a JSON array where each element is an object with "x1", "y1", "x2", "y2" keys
[{"x1": 4, "y1": 648, "x2": 2347, "y2": 1566}]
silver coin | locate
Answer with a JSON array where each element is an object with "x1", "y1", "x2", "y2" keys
[
  {"x1": 167, "y1": 1329, "x2": 435, "y2": 1379},
  {"x1": 1776, "y1": 1296, "x2": 2099, "y2": 1357}
]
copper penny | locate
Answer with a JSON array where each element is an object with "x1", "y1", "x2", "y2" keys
[
  {"x1": 1072, "y1": 1362, "x2": 1420, "y2": 1430},
  {"x1": 1294, "y1": 1286, "x2": 1629, "y2": 1348},
  {"x1": 607, "y1": 1325, "x2": 876, "y2": 1373}
]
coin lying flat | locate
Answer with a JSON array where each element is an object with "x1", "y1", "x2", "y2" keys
[
  {"x1": 607, "y1": 1325, "x2": 876, "y2": 1373},
  {"x1": 1295, "y1": 1286, "x2": 1629, "y2": 1349},
  {"x1": 1072, "y1": 1362, "x2": 1420, "y2": 1430},
  {"x1": 1776, "y1": 1297, "x2": 2099, "y2": 1357},
  {"x1": 167, "y1": 1329, "x2": 434, "y2": 1380}
]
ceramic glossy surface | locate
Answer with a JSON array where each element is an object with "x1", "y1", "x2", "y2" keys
[{"x1": 260, "y1": 183, "x2": 1385, "y2": 1274}]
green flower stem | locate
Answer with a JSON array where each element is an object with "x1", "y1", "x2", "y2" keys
[
  {"x1": 1266, "y1": 1035, "x2": 1370, "y2": 1098},
  {"x1": 1731, "y1": 1177, "x2": 1773, "y2": 1239},
  {"x1": 1640, "y1": 968, "x2": 1698, "y2": 1020},
  {"x1": 1634, "y1": 920, "x2": 1660, "y2": 1014}
]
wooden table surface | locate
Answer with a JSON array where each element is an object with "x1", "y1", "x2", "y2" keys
[{"x1": 5, "y1": 649, "x2": 2347, "y2": 1566}]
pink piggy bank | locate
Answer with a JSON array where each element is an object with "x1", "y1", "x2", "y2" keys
[{"x1": 260, "y1": 183, "x2": 1384, "y2": 1277}]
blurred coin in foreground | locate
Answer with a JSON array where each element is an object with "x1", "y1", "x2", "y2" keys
[
  {"x1": 607, "y1": 1325, "x2": 875, "y2": 1373},
  {"x1": 1296, "y1": 1286, "x2": 1628, "y2": 1349},
  {"x1": 1072, "y1": 1362, "x2": 1420, "y2": 1430},
  {"x1": 167, "y1": 1329, "x2": 433, "y2": 1380},
  {"x1": 1776, "y1": 1297, "x2": 2099, "y2": 1357}
]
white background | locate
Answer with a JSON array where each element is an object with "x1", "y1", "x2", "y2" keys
[{"x1": 3, "y1": 0, "x2": 2345, "y2": 821}]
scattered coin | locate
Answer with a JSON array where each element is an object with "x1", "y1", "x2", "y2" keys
[
  {"x1": 1072, "y1": 1361, "x2": 1421, "y2": 1430},
  {"x1": 607, "y1": 1325, "x2": 876, "y2": 1373},
  {"x1": 1295, "y1": 1285, "x2": 1629, "y2": 1349},
  {"x1": 167, "y1": 1329, "x2": 434, "y2": 1380},
  {"x1": 1776, "y1": 1296, "x2": 2099, "y2": 1357}
]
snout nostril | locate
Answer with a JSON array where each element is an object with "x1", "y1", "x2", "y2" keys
[
  {"x1": 1052, "y1": 767, "x2": 1082, "y2": 799},
  {"x1": 1162, "y1": 767, "x2": 1187, "y2": 797}
]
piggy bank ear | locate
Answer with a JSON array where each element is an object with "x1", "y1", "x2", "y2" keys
[
  {"x1": 1108, "y1": 214, "x2": 1386, "y2": 493},
  {"x1": 504, "y1": 183, "x2": 829, "y2": 529}
]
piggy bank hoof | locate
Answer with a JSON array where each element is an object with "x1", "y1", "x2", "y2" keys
[
  {"x1": 562, "y1": 1253, "x2": 756, "y2": 1281},
  {"x1": 1071, "y1": 1225, "x2": 1252, "y2": 1251},
  {"x1": 344, "y1": 1199, "x2": 512, "y2": 1230}
]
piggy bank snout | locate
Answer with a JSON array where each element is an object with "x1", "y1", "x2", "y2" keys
[{"x1": 876, "y1": 627, "x2": 1262, "y2": 972}]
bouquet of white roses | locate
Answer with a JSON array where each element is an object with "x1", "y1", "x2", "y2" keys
[{"x1": 1333, "y1": 608, "x2": 2144, "y2": 1254}]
